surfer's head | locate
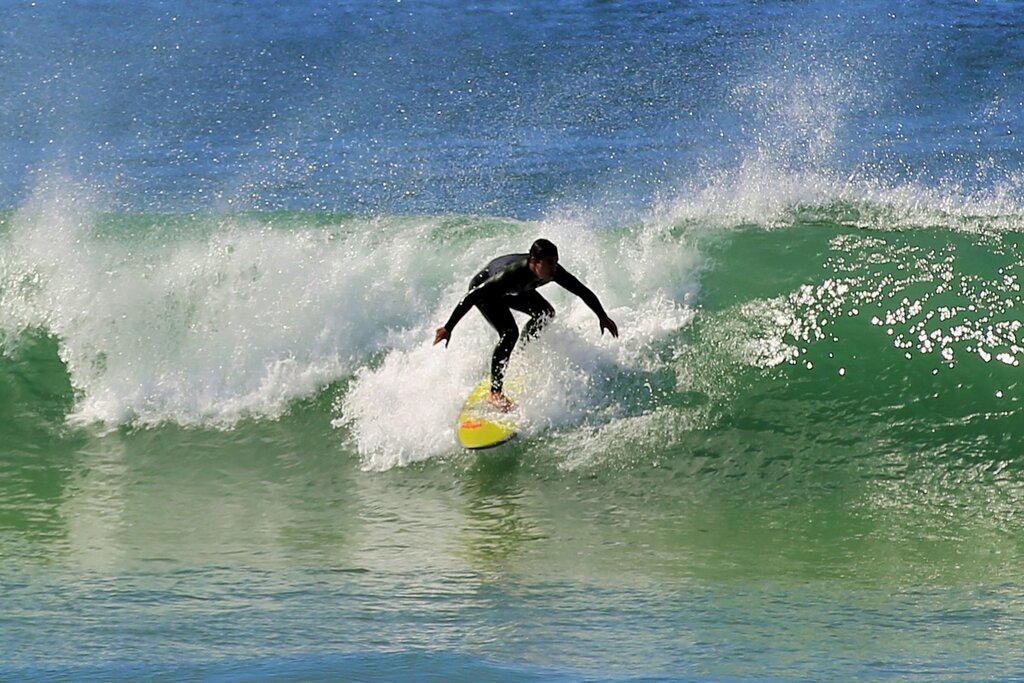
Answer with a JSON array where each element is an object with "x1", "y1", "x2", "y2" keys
[
  {"x1": 530, "y1": 238, "x2": 558, "y2": 262},
  {"x1": 529, "y1": 239, "x2": 559, "y2": 279}
]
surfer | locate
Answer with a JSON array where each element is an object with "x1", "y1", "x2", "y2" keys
[{"x1": 433, "y1": 238, "x2": 619, "y2": 411}]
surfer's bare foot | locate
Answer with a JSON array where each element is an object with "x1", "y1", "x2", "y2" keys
[{"x1": 487, "y1": 391, "x2": 514, "y2": 412}]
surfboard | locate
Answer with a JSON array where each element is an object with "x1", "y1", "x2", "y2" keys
[{"x1": 456, "y1": 377, "x2": 519, "y2": 449}]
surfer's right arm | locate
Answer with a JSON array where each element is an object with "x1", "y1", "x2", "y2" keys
[
  {"x1": 433, "y1": 284, "x2": 490, "y2": 347},
  {"x1": 434, "y1": 257, "x2": 523, "y2": 347}
]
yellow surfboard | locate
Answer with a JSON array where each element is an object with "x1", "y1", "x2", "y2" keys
[{"x1": 456, "y1": 377, "x2": 519, "y2": 449}]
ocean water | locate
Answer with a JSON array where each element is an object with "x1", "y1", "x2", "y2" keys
[{"x1": 3, "y1": 1, "x2": 1024, "y2": 680}]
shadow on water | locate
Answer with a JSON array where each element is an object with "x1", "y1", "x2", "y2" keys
[{"x1": 456, "y1": 444, "x2": 548, "y2": 573}]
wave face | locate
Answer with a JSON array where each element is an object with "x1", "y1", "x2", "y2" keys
[{"x1": 4, "y1": 187, "x2": 1024, "y2": 474}]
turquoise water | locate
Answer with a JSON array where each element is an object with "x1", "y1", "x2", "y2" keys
[{"x1": 4, "y1": 1, "x2": 1024, "y2": 681}]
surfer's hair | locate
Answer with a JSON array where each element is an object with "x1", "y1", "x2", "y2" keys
[{"x1": 529, "y1": 238, "x2": 559, "y2": 261}]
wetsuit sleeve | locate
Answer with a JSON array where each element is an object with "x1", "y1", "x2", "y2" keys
[
  {"x1": 554, "y1": 266, "x2": 608, "y2": 318},
  {"x1": 442, "y1": 291, "x2": 478, "y2": 332},
  {"x1": 443, "y1": 255, "x2": 528, "y2": 333},
  {"x1": 442, "y1": 280, "x2": 498, "y2": 332}
]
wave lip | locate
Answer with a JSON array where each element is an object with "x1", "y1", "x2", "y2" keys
[{"x1": 0, "y1": 188, "x2": 462, "y2": 429}]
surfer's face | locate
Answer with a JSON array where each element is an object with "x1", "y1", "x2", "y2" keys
[{"x1": 530, "y1": 256, "x2": 557, "y2": 280}]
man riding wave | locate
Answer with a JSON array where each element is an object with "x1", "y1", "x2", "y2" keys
[{"x1": 434, "y1": 238, "x2": 619, "y2": 411}]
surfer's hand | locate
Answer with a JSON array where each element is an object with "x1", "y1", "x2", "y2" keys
[
  {"x1": 434, "y1": 327, "x2": 451, "y2": 347},
  {"x1": 600, "y1": 316, "x2": 619, "y2": 338}
]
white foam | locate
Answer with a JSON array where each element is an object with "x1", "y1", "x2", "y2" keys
[
  {"x1": 0, "y1": 175, "x2": 701, "y2": 460},
  {"x1": 1, "y1": 178, "x2": 507, "y2": 428},
  {"x1": 18, "y1": 156, "x2": 1019, "y2": 467},
  {"x1": 337, "y1": 218, "x2": 702, "y2": 469}
]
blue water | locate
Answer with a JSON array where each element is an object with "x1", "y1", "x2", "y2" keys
[
  {"x1": 9, "y1": 0, "x2": 1020, "y2": 218},
  {"x1": 4, "y1": 1, "x2": 1024, "y2": 681}
]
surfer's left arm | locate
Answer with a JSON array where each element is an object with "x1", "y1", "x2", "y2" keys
[{"x1": 554, "y1": 267, "x2": 619, "y2": 338}]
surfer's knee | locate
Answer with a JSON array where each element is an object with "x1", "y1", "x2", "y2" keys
[{"x1": 499, "y1": 325, "x2": 519, "y2": 348}]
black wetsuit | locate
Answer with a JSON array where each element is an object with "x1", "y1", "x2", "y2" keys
[{"x1": 443, "y1": 253, "x2": 608, "y2": 394}]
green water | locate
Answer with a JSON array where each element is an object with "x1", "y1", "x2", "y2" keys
[
  {"x1": 5, "y1": 412, "x2": 1024, "y2": 680},
  {"x1": 5, "y1": 209, "x2": 1024, "y2": 680}
]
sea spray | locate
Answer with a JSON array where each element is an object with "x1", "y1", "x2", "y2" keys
[{"x1": 1, "y1": 185, "x2": 521, "y2": 427}]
